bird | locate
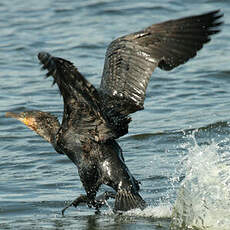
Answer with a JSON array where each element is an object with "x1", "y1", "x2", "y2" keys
[{"x1": 6, "y1": 10, "x2": 223, "y2": 215}]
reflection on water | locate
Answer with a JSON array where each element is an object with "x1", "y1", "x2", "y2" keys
[{"x1": 171, "y1": 133, "x2": 230, "y2": 230}]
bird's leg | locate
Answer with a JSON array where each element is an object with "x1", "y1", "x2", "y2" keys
[
  {"x1": 62, "y1": 194, "x2": 89, "y2": 216},
  {"x1": 62, "y1": 191, "x2": 116, "y2": 215},
  {"x1": 95, "y1": 191, "x2": 116, "y2": 206},
  {"x1": 88, "y1": 191, "x2": 116, "y2": 214}
]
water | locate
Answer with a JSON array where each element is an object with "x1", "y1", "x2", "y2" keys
[
  {"x1": 171, "y1": 132, "x2": 230, "y2": 229},
  {"x1": 1, "y1": 0, "x2": 230, "y2": 229}
]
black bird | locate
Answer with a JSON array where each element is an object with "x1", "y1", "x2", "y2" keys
[{"x1": 6, "y1": 10, "x2": 222, "y2": 214}]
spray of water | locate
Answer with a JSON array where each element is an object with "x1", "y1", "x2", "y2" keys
[
  {"x1": 104, "y1": 202, "x2": 172, "y2": 219},
  {"x1": 103, "y1": 130, "x2": 230, "y2": 230},
  {"x1": 171, "y1": 133, "x2": 230, "y2": 230}
]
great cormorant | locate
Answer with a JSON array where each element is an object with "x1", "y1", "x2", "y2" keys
[{"x1": 6, "y1": 10, "x2": 223, "y2": 214}]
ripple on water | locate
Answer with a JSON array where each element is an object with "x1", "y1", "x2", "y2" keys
[{"x1": 1, "y1": 0, "x2": 230, "y2": 229}]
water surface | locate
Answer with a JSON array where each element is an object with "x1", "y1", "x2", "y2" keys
[{"x1": 1, "y1": 0, "x2": 230, "y2": 229}]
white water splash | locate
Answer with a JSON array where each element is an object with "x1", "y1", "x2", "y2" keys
[
  {"x1": 171, "y1": 135, "x2": 230, "y2": 230},
  {"x1": 123, "y1": 204, "x2": 172, "y2": 218},
  {"x1": 103, "y1": 203, "x2": 172, "y2": 219},
  {"x1": 104, "y1": 205, "x2": 172, "y2": 219}
]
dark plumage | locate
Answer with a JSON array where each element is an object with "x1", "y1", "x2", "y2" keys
[{"x1": 6, "y1": 10, "x2": 223, "y2": 214}]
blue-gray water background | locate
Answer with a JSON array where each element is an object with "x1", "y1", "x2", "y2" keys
[{"x1": 1, "y1": 0, "x2": 230, "y2": 229}]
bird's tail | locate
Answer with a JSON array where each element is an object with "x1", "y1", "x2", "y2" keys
[{"x1": 114, "y1": 189, "x2": 146, "y2": 212}]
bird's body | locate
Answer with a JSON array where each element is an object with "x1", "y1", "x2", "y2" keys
[
  {"x1": 6, "y1": 10, "x2": 223, "y2": 214},
  {"x1": 65, "y1": 137, "x2": 142, "y2": 210}
]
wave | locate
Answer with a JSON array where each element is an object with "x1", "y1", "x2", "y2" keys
[{"x1": 126, "y1": 120, "x2": 230, "y2": 140}]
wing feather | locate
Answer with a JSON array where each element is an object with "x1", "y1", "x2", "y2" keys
[
  {"x1": 100, "y1": 10, "x2": 223, "y2": 115},
  {"x1": 38, "y1": 52, "x2": 129, "y2": 142}
]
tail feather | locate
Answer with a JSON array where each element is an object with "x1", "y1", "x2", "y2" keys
[{"x1": 114, "y1": 190, "x2": 146, "y2": 212}]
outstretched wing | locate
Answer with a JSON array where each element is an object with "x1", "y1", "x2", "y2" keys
[
  {"x1": 100, "y1": 10, "x2": 223, "y2": 115},
  {"x1": 38, "y1": 52, "x2": 128, "y2": 142}
]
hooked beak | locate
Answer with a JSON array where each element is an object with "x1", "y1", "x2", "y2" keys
[{"x1": 6, "y1": 112, "x2": 38, "y2": 132}]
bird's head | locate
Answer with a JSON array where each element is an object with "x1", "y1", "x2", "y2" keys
[{"x1": 6, "y1": 111, "x2": 60, "y2": 144}]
